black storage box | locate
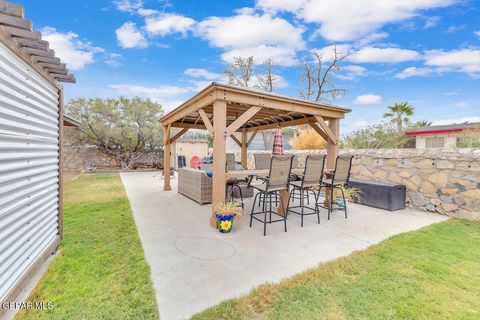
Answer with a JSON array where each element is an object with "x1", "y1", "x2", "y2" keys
[{"x1": 347, "y1": 179, "x2": 406, "y2": 211}]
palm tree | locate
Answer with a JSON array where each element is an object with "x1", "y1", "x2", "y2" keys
[{"x1": 383, "y1": 102, "x2": 414, "y2": 131}]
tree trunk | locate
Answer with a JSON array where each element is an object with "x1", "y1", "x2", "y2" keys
[
  {"x1": 127, "y1": 153, "x2": 137, "y2": 170},
  {"x1": 397, "y1": 114, "x2": 403, "y2": 132}
]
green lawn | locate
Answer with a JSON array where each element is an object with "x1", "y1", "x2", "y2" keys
[
  {"x1": 16, "y1": 174, "x2": 158, "y2": 320},
  {"x1": 192, "y1": 219, "x2": 480, "y2": 320}
]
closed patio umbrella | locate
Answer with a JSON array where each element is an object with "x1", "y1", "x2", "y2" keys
[{"x1": 272, "y1": 128, "x2": 284, "y2": 155}]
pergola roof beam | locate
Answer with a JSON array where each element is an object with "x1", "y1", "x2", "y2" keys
[
  {"x1": 0, "y1": 1, "x2": 24, "y2": 17},
  {"x1": 0, "y1": 12, "x2": 30, "y2": 29}
]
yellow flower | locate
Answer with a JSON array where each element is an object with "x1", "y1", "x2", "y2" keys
[{"x1": 220, "y1": 220, "x2": 232, "y2": 230}]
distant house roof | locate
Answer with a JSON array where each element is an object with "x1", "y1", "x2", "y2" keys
[
  {"x1": 63, "y1": 114, "x2": 80, "y2": 127},
  {"x1": 405, "y1": 122, "x2": 480, "y2": 136},
  {"x1": 177, "y1": 138, "x2": 208, "y2": 144}
]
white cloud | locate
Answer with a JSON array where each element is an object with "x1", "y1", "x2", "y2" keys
[
  {"x1": 115, "y1": 22, "x2": 148, "y2": 48},
  {"x1": 113, "y1": 0, "x2": 158, "y2": 16},
  {"x1": 271, "y1": 74, "x2": 289, "y2": 88},
  {"x1": 424, "y1": 49, "x2": 480, "y2": 77},
  {"x1": 354, "y1": 94, "x2": 383, "y2": 105},
  {"x1": 220, "y1": 45, "x2": 298, "y2": 66},
  {"x1": 113, "y1": 0, "x2": 143, "y2": 13},
  {"x1": 137, "y1": 8, "x2": 159, "y2": 16},
  {"x1": 145, "y1": 13, "x2": 196, "y2": 37},
  {"x1": 197, "y1": 12, "x2": 305, "y2": 66},
  {"x1": 41, "y1": 27, "x2": 95, "y2": 71},
  {"x1": 198, "y1": 13, "x2": 304, "y2": 49},
  {"x1": 350, "y1": 46, "x2": 421, "y2": 63},
  {"x1": 313, "y1": 44, "x2": 353, "y2": 61},
  {"x1": 256, "y1": 0, "x2": 306, "y2": 13},
  {"x1": 394, "y1": 67, "x2": 435, "y2": 79},
  {"x1": 257, "y1": 0, "x2": 457, "y2": 41},
  {"x1": 109, "y1": 84, "x2": 189, "y2": 97},
  {"x1": 183, "y1": 68, "x2": 227, "y2": 90},
  {"x1": 338, "y1": 65, "x2": 368, "y2": 80},
  {"x1": 443, "y1": 91, "x2": 458, "y2": 96},
  {"x1": 316, "y1": 45, "x2": 421, "y2": 64},
  {"x1": 105, "y1": 53, "x2": 123, "y2": 67},
  {"x1": 475, "y1": 30, "x2": 480, "y2": 37},
  {"x1": 184, "y1": 68, "x2": 223, "y2": 80},
  {"x1": 432, "y1": 116, "x2": 480, "y2": 125},
  {"x1": 424, "y1": 16, "x2": 441, "y2": 29},
  {"x1": 353, "y1": 120, "x2": 372, "y2": 128},
  {"x1": 445, "y1": 24, "x2": 465, "y2": 33},
  {"x1": 354, "y1": 32, "x2": 389, "y2": 47},
  {"x1": 108, "y1": 84, "x2": 190, "y2": 110}
]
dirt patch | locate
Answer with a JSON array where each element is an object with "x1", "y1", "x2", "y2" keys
[{"x1": 63, "y1": 171, "x2": 81, "y2": 183}]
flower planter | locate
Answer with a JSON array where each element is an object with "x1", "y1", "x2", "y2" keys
[
  {"x1": 336, "y1": 198, "x2": 350, "y2": 207},
  {"x1": 216, "y1": 214, "x2": 235, "y2": 233}
]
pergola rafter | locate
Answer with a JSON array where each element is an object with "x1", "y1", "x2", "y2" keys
[{"x1": 159, "y1": 83, "x2": 351, "y2": 217}]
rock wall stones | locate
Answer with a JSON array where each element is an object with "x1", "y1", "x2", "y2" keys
[{"x1": 235, "y1": 149, "x2": 480, "y2": 220}]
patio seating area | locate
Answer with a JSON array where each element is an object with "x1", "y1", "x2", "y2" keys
[
  {"x1": 121, "y1": 171, "x2": 447, "y2": 320},
  {"x1": 160, "y1": 82, "x2": 352, "y2": 226}
]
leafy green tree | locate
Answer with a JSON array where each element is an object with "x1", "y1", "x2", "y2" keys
[
  {"x1": 341, "y1": 124, "x2": 405, "y2": 149},
  {"x1": 66, "y1": 97, "x2": 164, "y2": 170},
  {"x1": 411, "y1": 120, "x2": 432, "y2": 128},
  {"x1": 341, "y1": 119, "x2": 435, "y2": 149},
  {"x1": 383, "y1": 102, "x2": 414, "y2": 131}
]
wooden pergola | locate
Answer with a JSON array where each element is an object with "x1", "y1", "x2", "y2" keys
[{"x1": 159, "y1": 83, "x2": 351, "y2": 209}]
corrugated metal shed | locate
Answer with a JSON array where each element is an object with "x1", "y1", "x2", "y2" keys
[{"x1": 0, "y1": 0, "x2": 74, "y2": 312}]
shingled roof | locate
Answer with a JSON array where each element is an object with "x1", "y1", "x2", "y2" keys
[
  {"x1": 0, "y1": 1, "x2": 75, "y2": 85},
  {"x1": 405, "y1": 122, "x2": 480, "y2": 136}
]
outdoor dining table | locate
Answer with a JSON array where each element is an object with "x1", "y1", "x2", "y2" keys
[
  {"x1": 226, "y1": 168, "x2": 304, "y2": 216},
  {"x1": 226, "y1": 168, "x2": 335, "y2": 216}
]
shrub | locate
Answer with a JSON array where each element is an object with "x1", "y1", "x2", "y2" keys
[{"x1": 289, "y1": 128, "x2": 327, "y2": 150}]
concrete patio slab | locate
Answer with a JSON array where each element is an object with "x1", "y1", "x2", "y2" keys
[{"x1": 120, "y1": 171, "x2": 448, "y2": 320}]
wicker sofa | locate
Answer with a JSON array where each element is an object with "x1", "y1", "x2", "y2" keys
[{"x1": 178, "y1": 167, "x2": 253, "y2": 205}]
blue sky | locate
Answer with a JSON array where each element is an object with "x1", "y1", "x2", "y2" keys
[{"x1": 22, "y1": 0, "x2": 480, "y2": 134}]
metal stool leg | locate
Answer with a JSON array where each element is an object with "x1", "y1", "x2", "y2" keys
[
  {"x1": 250, "y1": 192, "x2": 259, "y2": 227},
  {"x1": 300, "y1": 188, "x2": 304, "y2": 227},
  {"x1": 279, "y1": 191, "x2": 287, "y2": 233},
  {"x1": 339, "y1": 186, "x2": 347, "y2": 219}
]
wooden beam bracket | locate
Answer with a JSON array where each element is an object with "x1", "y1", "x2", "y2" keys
[
  {"x1": 230, "y1": 134, "x2": 242, "y2": 147},
  {"x1": 198, "y1": 108, "x2": 213, "y2": 135},
  {"x1": 314, "y1": 115, "x2": 338, "y2": 144},
  {"x1": 308, "y1": 119, "x2": 328, "y2": 141},
  {"x1": 226, "y1": 106, "x2": 261, "y2": 136},
  {"x1": 247, "y1": 130, "x2": 258, "y2": 147},
  {"x1": 170, "y1": 128, "x2": 189, "y2": 144}
]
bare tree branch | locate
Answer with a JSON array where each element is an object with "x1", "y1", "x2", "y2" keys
[
  {"x1": 256, "y1": 58, "x2": 276, "y2": 92},
  {"x1": 224, "y1": 56, "x2": 255, "y2": 87},
  {"x1": 298, "y1": 45, "x2": 351, "y2": 104}
]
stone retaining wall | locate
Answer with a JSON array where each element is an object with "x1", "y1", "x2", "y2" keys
[
  {"x1": 63, "y1": 145, "x2": 163, "y2": 172},
  {"x1": 234, "y1": 149, "x2": 480, "y2": 220}
]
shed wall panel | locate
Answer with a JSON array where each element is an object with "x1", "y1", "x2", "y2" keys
[{"x1": 0, "y1": 41, "x2": 60, "y2": 302}]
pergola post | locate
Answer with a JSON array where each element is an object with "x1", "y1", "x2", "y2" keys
[
  {"x1": 163, "y1": 124, "x2": 171, "y2": 191},
  {"x1": 325, "y1": 119, "x2": 339, "y2": 205},
  {"x1": 326, "y1": 118, "x2": 339, "y2": 169},
  {"x1": 211, "y1": 100, "x2": 227, "y2": 215},
  {"x1": 241, "y1": 129, "x2": 247, "y2": 169}
]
